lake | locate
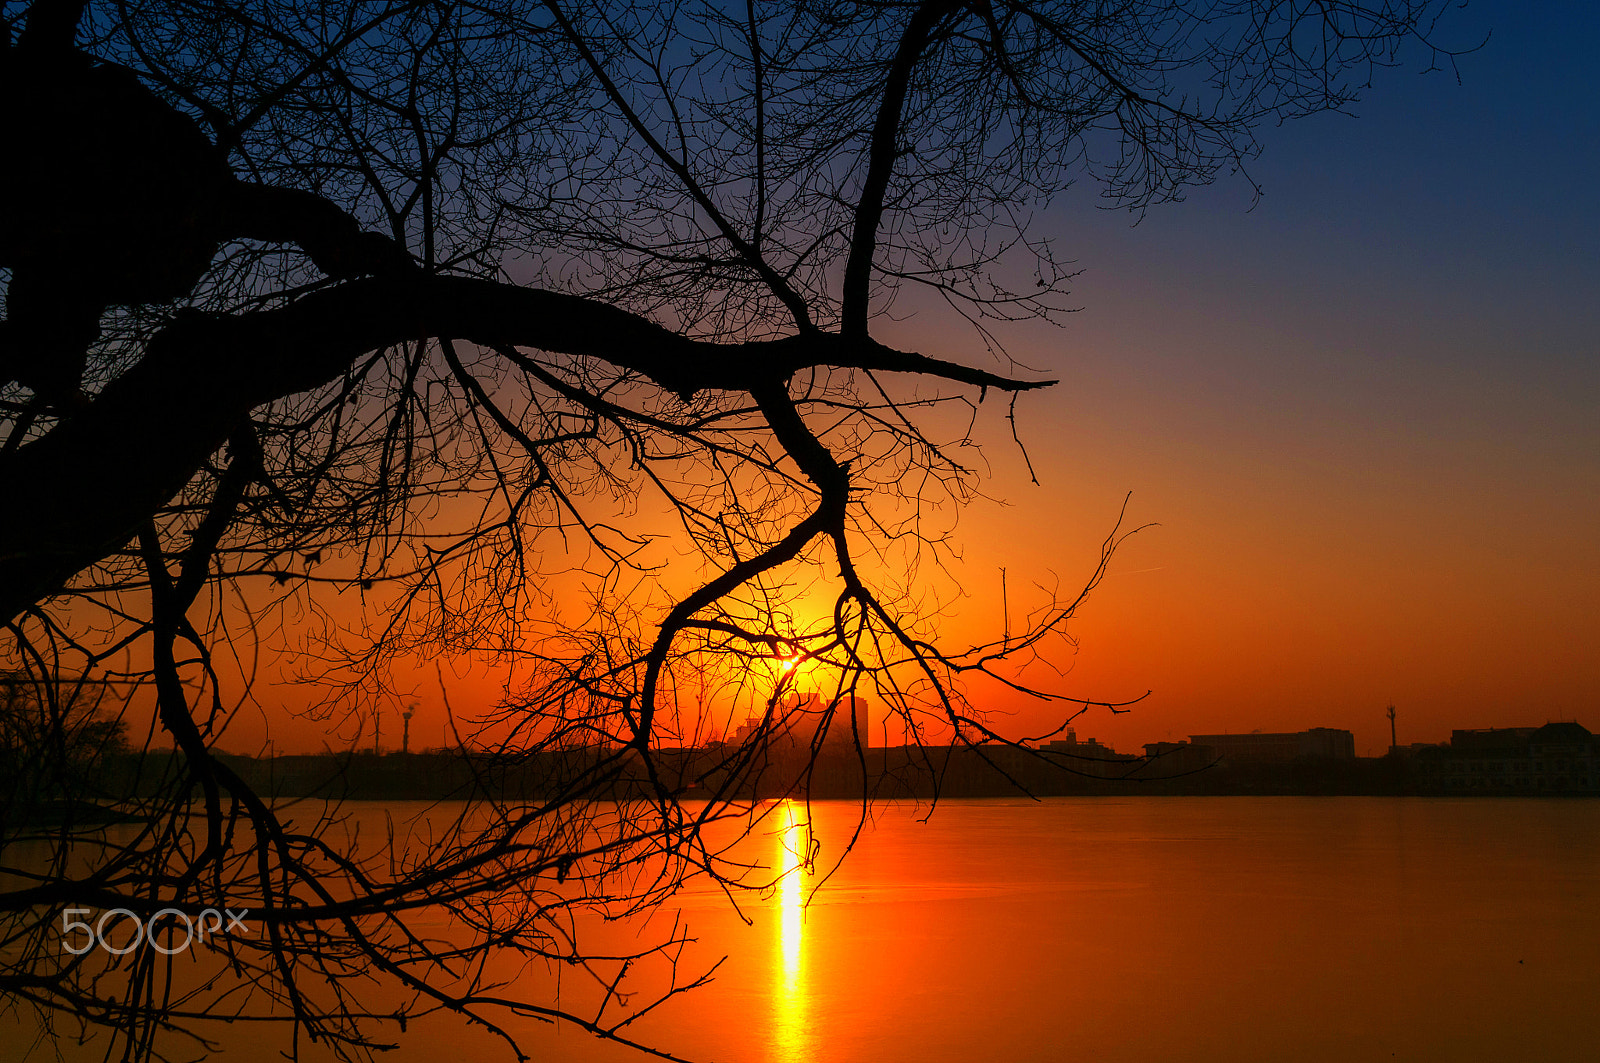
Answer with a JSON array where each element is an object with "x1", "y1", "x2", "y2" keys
[{"x1": 11, "y1": 797, "x2": 1600, "y2": 1061}]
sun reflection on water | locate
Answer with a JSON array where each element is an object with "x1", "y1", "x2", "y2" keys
[{"x1": 774, "y1": 799, "x2": 809, "y2": 1061}]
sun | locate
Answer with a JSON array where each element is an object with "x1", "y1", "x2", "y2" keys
[{"x1": 771, "y1": 638, "x2": 804, "y2": 677}]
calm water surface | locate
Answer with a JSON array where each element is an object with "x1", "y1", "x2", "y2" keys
[
  {"x1": 409, "y1": 797, "x2": 1600, "y2": 1063},
  {"x1": 20, "y1": 798, "x2": 1600, "y2": 1061}
]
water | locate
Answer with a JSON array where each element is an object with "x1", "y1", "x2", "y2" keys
[{"x1": 11, "y1": 797, "x2": 1600, "y2": 1061}]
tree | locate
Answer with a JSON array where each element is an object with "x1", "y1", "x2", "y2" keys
[
  {"x1": 0, "y1": 0, "x2": 1457, "y2": 1058},
  {"x1": 0, "y1": 674, "x2": 129, "y2": 816}
]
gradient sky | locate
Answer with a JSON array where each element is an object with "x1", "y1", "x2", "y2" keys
[
  {"x1": 232, "y1": 0, "x2": 1597, "y2": 758},
  {"x1": 886, "y1": 0, "x2": 1600, "y2": 755}
]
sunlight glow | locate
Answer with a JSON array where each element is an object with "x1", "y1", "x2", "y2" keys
[{"x1": 773, "y1": 799, "x2": 809, "y2": 1061}]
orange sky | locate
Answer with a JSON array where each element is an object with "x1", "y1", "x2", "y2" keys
[
  {"x1": 871, "y1": 215, "x2": 1598, "y2": 752},
  {"x1": 228, "y1": 317, "x2": 1596, "y2": 760}
]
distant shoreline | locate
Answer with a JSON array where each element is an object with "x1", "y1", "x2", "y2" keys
[{"x1": 65, "y1": 745, "x2": 1599, "y2": 804}]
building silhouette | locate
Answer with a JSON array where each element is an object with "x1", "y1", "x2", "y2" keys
[
  {"x1": 728, "y1": 693, "x2": 871, "y2": 753},
  {"x1": 1037, "y1": 728, "x2": 1140, "y2": 777},
  {"x1": 1185, "y1": 727, "x2": 1356, "y2": 764},
  {"x1": 1412, "y1": 722, "x2": 1599, "y2": 794}
]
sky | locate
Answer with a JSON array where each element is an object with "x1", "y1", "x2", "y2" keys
[
  {"x1": 884, "y1": 0, "x2": 1600, "y2": 755},
  {"x1": 220, "y1": 0, "x2": 1599, "y2": 759}
]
